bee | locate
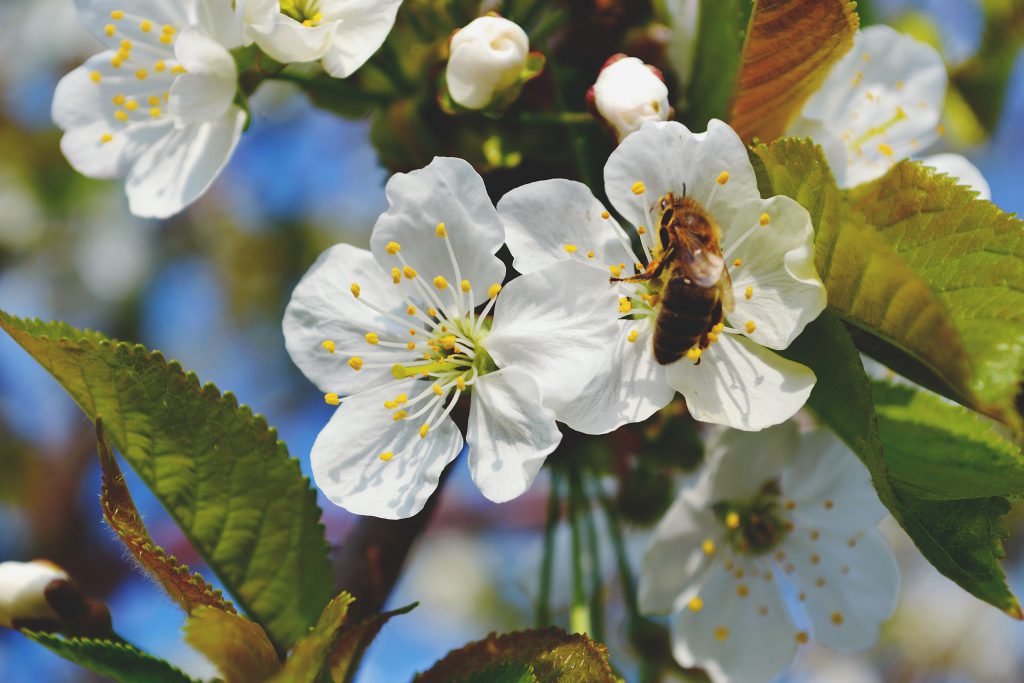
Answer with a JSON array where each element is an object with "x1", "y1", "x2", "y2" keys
[{"x1": 614, "y1": 190, "x2": 733, "y2": 365}]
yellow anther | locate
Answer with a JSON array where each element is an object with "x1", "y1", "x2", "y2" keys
[
  {"x1": 348, "y1": 357, "x2": 364, "y2": 371},
  {"x1": 379, "y1": 451, "x2": 394, "y2": 462},
  {"x1": 171, "y1": 65, "x2": 186, "y2": 74},
  {"x1": 586, "y1": 250, "x2": 594, "y2": 259},
  {"x1": 487, "y1": 283, "x2": 502, "y2": 299},
  {"x1": 732, "y1": 258, "x2": 742, "y2": 267},
  {"x1": 745, "y1": 320, "x2": 756, "y2": 334},
  {"x1": 390, "y1": 267, "x2": 401, "y2": 284},
  {"x1": 322, "y1": 340, "x2": 336, "y2": 353},
  {"x1": 140, "y1": 19, "x2": 153, "y2": 32},
  {"x1": 111, "y1": 56, "x2": 123, "y2": 68},
  {"x1": 460, "y1": 279, "x2": 471, "y2": 293},
  {"x1": 432, "y1": 384, "x2": 443, "y2": 396},
  {"x1": 637, "y1": 225, "x2": 647, "y2": 235},
  {"x1": 350, "y1": 282, "x2": 361, "y2": 298},
  {"x1": 160, "y1": 34, "x2": 174, "y2": 44},
  {"x1": 456, "y1": 377, "x2": 466, "y2": 391},
  {"x1": 119, "y1": 39, "x2": 132, "y2": 50},
  {"x1": 725, "y1": 512, "x2": 740, "y2": 529},
  {"x1": 714, "y1": 627, "x2": 729, "y2": 641},
  {"x1": 384, "y1": 400, "x2": 398, "y2": 409},
  {"x1": 406, "y1": 341, "x2": 416, "y2": 350},
  {"x1": 439, "y1": 335, "x2": 457, "y2": 350},
  {"x1": 712, "y1": 322, "x2": 725, "y2": 334},
  {"x1": 823, "y1": 498, "x2": 834, "y2": 510},
  {"x1": 936, "y1": 124, "x2": 945, "y2": 136},
  {"x1": 409, "y1": 328, "x2": 417, "y2": 336},
  {"x1": 100, "y1": 133, "x2": 114, "y2": 144},
  {"x1": 162, "y1": 25, "x2": 176, "y2": 35},
  {"x1": 90, "y1": 71, "x2": 102, "y2": 83},
  {"x1": 619, "y1": 297, "x2": 632, "y2": 314},
  {"x1": 434, "y1": 276, "x2": 449, "y2": 290},
  {"x1": 419, "y1": 423, "x2": 430, "y2": 438},
  {"x1": 104, "y1": 24, "x2": 116, "y2": 36},
  {"x1": 365, "y1": 332, "x2": 379, "y2": 345},
  {"x1": 111, "y1": 10, "x2": 125, "y2": 19},
  {"x1": 600, "y1": 210, "x2": 610, "y2": 220},
  {"x1": 688, "y1": 597, "x2": 703, "y2": 612},
  {"x1": 563, "y1": 244, "x2": 578, "y2": 254},
  {"x1": 631, "y1": 181, "x2": 646, "y2": 195},
  {"x1": 702, "y1": 539, "x2": 715, "y2": 555},
  {"x1": 745, "y1": 286, "x2": 753, "y2": 300},
  {"x1": 396, "y1": 393, "x2": 408, "y2": 404},
  {"x1": 831, "y1": 612, "x2": 844, "y2": 625},
  {"x1": 149, "y1": 107, "x2": 161, "y2": 118},
  {"x1": 114, "y1": 110, "x2": 128, "y2": 122},
  {"x1": 386, "y1": 241, "x2": 401, "y2": 254},
  {"x1": 686, "y1": 347, "x2": 702, "y2": 362},
  {"x1": 707, "y1": 332, "x2": 719, "y2": 343},
  {"x1": 716, "y1": 171, "x2": 730, "y2": 185},
  {"x1": 795, "y1": 631, "x2": 809, "y2": 644},
  {"x1": 877, "y1": 143, "x2": 894, "y2": 156},
  {"x1": 403, "y1": 266, "x2": 418, "y2": 279},
  {"x1": 324, "y1": 392, "x2": 340, "y2": 406},
  {"x1": 627, "y1": 329, "x2": 639, "y2": 343},
  {"x1": 392, "y1": 410, "x2": 408, "y2": 421},
  {"x1": 112, "y1": 94, "x2": 125, "y2": 105},
  {"x1": 154, "y1": 60, "x2": 166, "y2": 72},
  {"x1": 609, "y1": 264, "x2": 622, "y2": 277},
  {"x1": 435, "y1": 222, "x2": 447, "y2": 237},
  {"x1": 427, "y1": 307, "x2": 438, "y2": 317},
  {"x1": 125, "y1": 100, "x2": 138, "y2": 111},
  {"x1": 136, "y1": 69, "x2": 148, "y2": 80}
]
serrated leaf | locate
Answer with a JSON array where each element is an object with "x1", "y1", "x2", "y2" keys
[
  {"x1": 184, "y1": 607, "x2": 281, "y2": 683},
  {"x1": 328, "y1": 602, "x2": 417, "y2": 683},
  {"x1": 783, "y1": 311, "x2": 1021, "y2": 616},
  {"x1": 682, "y1": 0, "x2": 751, "y2": 127},
  {"x1": 0, "y1": 311, "x2": 334, "y2": 650},
  {"x1": 459, "y1": 662, "x2": 539, "y2": 683},
  {"x1": 849, "y1": 160, "x2": 1024, "y2": 423},
  {"x1": 730, "y1": 0, "x2": 859, "y2": 142},
  {"x1": 414, "y1": 628, "x2": 617, "y2": 683},
  {"x1": 751, "y1": 138, "x2": 1007, "y2": 424},
  {"x1": 25, "y1": 631, "x2": 199, "y2": 683},
  {"x1": 96, "y1": 421, "x2": 235, "y2": 615},
  {"x1": 271, "y1": 593, "x2": 353, "y2": 683}
]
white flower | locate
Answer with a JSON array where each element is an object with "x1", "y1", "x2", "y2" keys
[
  {"x1": 283, "y1": 157, "x2": 619, "y2": 519},
  {"x1": 0, "y1": 560, "x2": 68, "y2": 629},
  {"x1": 589, "y1": 55, "x2": 670, "y2": 141},
  {"x1": 789, "y1": 24, "x2": 990, "y2": 198},
  {"x1": 235, "y1": 0, "x2": 402, "y2": 78},
  {"x1": 638, "y1": 424, "x2": 900, "y2": 683},
  {"x1": 446, "y1": 15, "x2": 529, "y2": 110},
  {"x1": 497, "y1": 120, "x2": 825, "y2": 433},
  {"x1": 52, "y1": 0, "x2": 246, "y2": 219}
]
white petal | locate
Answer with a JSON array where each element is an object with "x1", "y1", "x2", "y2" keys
[
  {"x1": 466, "y1": 366, "x2": 561, "y2": 503},
  {"x1": 670, "y1": 558, "x2": 798, "y2": 683},
  {"x1": 604, "y1": 120, "x2": 760, "y2": 237},
  {"x1": 124, "y1": 105, "x2": 245, "y2": 218},
  {"x1": 639, "y1": 489, "x2": 719, "y2": 614},
  {"x1": 320, "y1": 0, "x2": 403, "y2": 78},
  {"x1": 193, "y1": 0, "x2": 244, "y2": 48},
  {"x1": 371, "y1": 157, "x2": 506, "y2": 313},
  {"x1": 724, "y1": 197, "x2": 826, "y2": 350},
  {"x1": 664, "y1": 334, "x2": 815, "y2": 430},
  {"x1": 312, "y1": 381, "x2": 464, "y2": 519},
  {"x1": 485, "y1": 261, "x2": 622, "y2": 419},
  {"x1": 782, "y1": 429, "x2": 888, "y2": 531},
  {"x1": 283, "y1": 243, "x2": 413, "y2": 396},
  {"x1": 169, "y1": 28, "x2": 238, "y2": 125},
  {"x1": 497, "y1": 179, "x2": 633, "y2": 275},
  {"x1": 59, "y1": 118, "x2": 168, "y2": 180},
  {"x1": 920, "y1": 153, "x2": 991, "y2": 200},
  {"x1": 0, "y1": 560, "x2": 69, "y2": 628},
  {"x1": 245, "y1": 16, "x2": 338, "y2": 65},
  {"x1": 73, "y1": 0, "x2": 188, "y2": 48},
  {"x1": 53, "y1": 53, "x2": 119, "y2": 132},
  {"x1": 699, "y1": 422, "x2": 797, "y2": 502},
  {"x1": 555, "y1": 322, "x2": 675, "y2": 434},
  {"x1": 800, "y1": 25, "x2": 947, "y2": 187},
  {"x1": 784, "y1": 529, "x2": 899, "y2": 651}
]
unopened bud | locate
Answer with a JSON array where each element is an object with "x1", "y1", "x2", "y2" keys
[
  {"x1": 0, "y1": 560, "x2": 68, "y2": 629},
  {"x1": 446, "y1": 16, "x2": 530, "y2": 110},
  {"x1": 589, "y1": 55, "x2": 670, "y2": 142}
]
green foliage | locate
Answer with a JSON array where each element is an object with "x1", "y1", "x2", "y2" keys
[
  {"x1": 184, "y1": 608, "x2": 281, "y2": 683},
  {"x1": 682, "y1": 0, "x2": 751, "y2": 127},
  {"x1": 0, "y1": 311, "x2": 335, "y2": 650},
  {"x1": 272, "y1": 593, "x2": 354, "y2": 683},
  {"x1": 25, "y1": 632, "x2": 198, "y2": 683},
  {"x1": 414, "y1": 627, "x2": 618, "y2": 683},
  {"x1": 328, "y1": 603, "x2": 418, "y2": 683},
  {"x1": 752, "y1": 137, "x2": 1023, "y2": 427},
  {"x1": 784, "y1": 312, "x2": 1022, "y2": 616},
  {"x1": 459, "y1": 662, "x2": 539, "y2": 683}
]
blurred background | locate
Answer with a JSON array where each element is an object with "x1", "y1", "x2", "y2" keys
[{"x1": 1, "y1": 0, "x2": 1023, "y2": 681}]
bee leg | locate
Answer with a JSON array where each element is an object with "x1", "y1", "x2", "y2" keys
[{"x1": 610, "y1": 250, "x2": 673, "y2": 284}]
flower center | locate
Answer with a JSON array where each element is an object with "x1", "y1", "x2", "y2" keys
[
  {"x1": 712, "y1": 482, "x2": 790, "y2": 555},
  {"x1": 279, "y1": 0, "x2": 324, "y2": 26}
]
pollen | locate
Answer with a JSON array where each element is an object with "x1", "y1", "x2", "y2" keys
[
  {"x1": 877, "y1": 143, "x2": 894, "y2": 157},
  {"x1": 406, "y1": 341, "x2": 416, "y2": 350},
  {"x1": 601, "y1": 210, "x2": 610, "y2": 220},
  {"x1": 389, "y1": 268, "x2": 401, "y2": 284},
  {"x1": 627, "y1": 329, "x2": 639, "y2": 343},
  {"x1": 149, "y1": 107, "x2": 161, "y2": 117},
  {"x1": 161, "y1": 34, "x2": 174, "y2": 44},
  {"x1": 456, "y1": 377, "x2": 467, "y2": 391},
  {"x1": 831, "y1": 612, "x2": 844, "y2": 625},
  {"x1": 619, "y1": 297, "x2": 632, "y2": 314},
  {"x1": 100, "y1": 133, "x2": 114, "y2": 144},
  {"x1": 736, "y1": 584, "x2": 749, "y2": 598},
  {"x1": 392, "y1": 410, "x2": 408, "y2": 421},
  {"x1": 348, "y1": 357, "x2": 364, "y2": 371},
  {"x1": 419, "y1": 423, "x2": 430, "y2": 438},
  {"x1": 104, "y1": 24, "x2": 116, "y2": 36},
  {"x1": 162, "y1": 25, "x2": 176, "y2": 35},
  {"x1": 460, "y1": 279, "x2": 471, "y2": 293},
  {"x1": 365, "y1": 332, "x2": 379, "y2": 345},
  {"x1": 322, "y1": 340, "x2": 336, "y2": 353},
  {"x1": 745, "y1": 320, "x2": 756, "y2": 334},
  {"x1": 745, "y1": 286, "x2": 753, "y2": 299},
  {"x1": 702, "y1": 539, "x2": 715, "y2": 555},
  {"x1": 637, "y1": 225, "x2": 647, "y2": 235},
  {"x1": 716, "y1": 170, "x2": 730, "y2": 185},
  {"x1": 586, "y1": 250, "x2": 594, "y2": 259},
  {"x1": 432, "y1": 384, "x2": 443, "y2": 396},
  {"x1": 386, "y1": 241, "x2": 401, "y2": 254},
  {"x1": 384, "y1": 400, "x2": 398, "y2": 409},
  {"x1": 795, "y1": 631, "x2": 809, "y2": 644},
  {"x1": 810, "y1": 553, "x2": 820, "y2": 565},
  {"x1": 435, "y1": 222, "x2": 447, "y2": 237},
  {"x1": 688, "y1": 597, "x2": 703, "y2": 612},
  {"x1": 350, "y1": 283, "x2": 361, "y2": 298},
  {"x1": 379, "y1": 451, "x2": 394, "y2": 462},
  {"x1": 112, "y1": 94, "x2": 125, "y2": 105},
  {"x1": 125, "y1": 100, "x2": 138, "y2": 111},
  {"x1": 732, "y1": 258, "x2": 742, "y2": 267},
  {"x1": 725, "y1": 512, "x2": 740, "y2": 529},
  {"x1": 433, "y1": 276, "x2": 449, "y2": 290},
  {"x1": 171, "y1": 65, "x2": 186, "y2": 74},
  {"x1": 563, "y1": 244, "x2": 578, "y2": 254},
  {"x1": 439, "y1": 335, "x2": 457, "y2": 350},
  {"x1": 155, "y1": 60, "x2": 166, "y2": 72},
  {"x1": 136, "y1": 69, "x2": 148, "y2": 80},
  {"x1": 714, "y1": 627, "x2": 729, "y2": 641},
  {"x1": 324, "y1": 392, "x2": 340, "y2": 406},
  {"x1": 631, "y1": 181, "x2": 646, "y2": 195},
  {"x1": 115, "y1": 110, "x2": 129, "y2": 122},
  {"x1": 111, "y1": 10, "x2": 125, "y2": 19},
  {"x1": 140, "y1": 20, "x2": 153, "y2": 32},
  {"x1": 396, "y1": 393, "x2": 408, "y2": 404},
  {"x1": 759, "y1": 213, "x2": 771, "y2": 226},
  {"x1": 403, "y1": 266, "x2": 418, "y2": 279},
  {"x1": 686, "y1": 347, "x2": 702, "y2": 362},
  {"x1": 90, "y1": 71, "x2": 102, "y2": 83},
  {"x1": 487, "y1": 283, "x2": 502, "y2": 299},
  {"x1": 609, "y1": 264, "x2": 622, "y2": 277},
  {"x1": 823, "y1": 498, "x2": 834, "y2": 510}
]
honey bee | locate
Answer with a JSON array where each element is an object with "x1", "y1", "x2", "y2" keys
[{"x1": 614, "y1": 190, "x2": 733, "y2": 365}]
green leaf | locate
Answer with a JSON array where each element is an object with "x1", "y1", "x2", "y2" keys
[
  {"x1": 183, "y1": 607, "x2": 281, "y2": 683},
  {"x1": 459, "y1": 662, "x2": 539, "y2": 683},
  {"x1": 25, "y1": 632, "x2": 198, "y2": 683},
  {"x1": 414, "y1": 627, "x2": 618, "y2": 683},
  {"x1": 751, "y1": 138, "x2": 1021, "y2": 426},
  {"x1": 682, "y1": 0, "x2": 751, "y2": 127},
  {"x1": 328, "y1": 602, "x2": 417, "y2": 683},
  {"x1": 0, "y1": 311, "x2": 335, "y2": 650},
  {"x1": 730, "y1": 0, "x2": 858, "y2": 142},
  {"x1": 783, "y1": 311, "x2": 1022, "y2": 616},
  {"x1": 271, "y1": 593, "x2": 354, "y2": 683},
  {"x1": 96, "y1": 421, "x2": 236, "y2": 615},
  {"x1": 848, "y1": 160, "x2": 1024, "y2": 424}
]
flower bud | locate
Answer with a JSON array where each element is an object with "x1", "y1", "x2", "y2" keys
[
  {"x1": 0, "y1": 560, "x2": 68, "y2": 629},
  {"x1": 446, "y1": 16, "x2": 530, "y2": 110},
  {"x1": 589, "y1": 55, "x2": 670, "y2": 141}
]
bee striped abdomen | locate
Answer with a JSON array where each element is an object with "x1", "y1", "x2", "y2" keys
[{"x1": 652, "y1": 271, "x2": 720, "y2": 365}]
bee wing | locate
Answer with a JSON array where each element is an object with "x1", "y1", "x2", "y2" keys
[
  {"x1": 718, "y1": 265, "x2": 735, "y2": 313},
  {"x1": 677, "y1": 231, "x2": 726, "y2": 288}
]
